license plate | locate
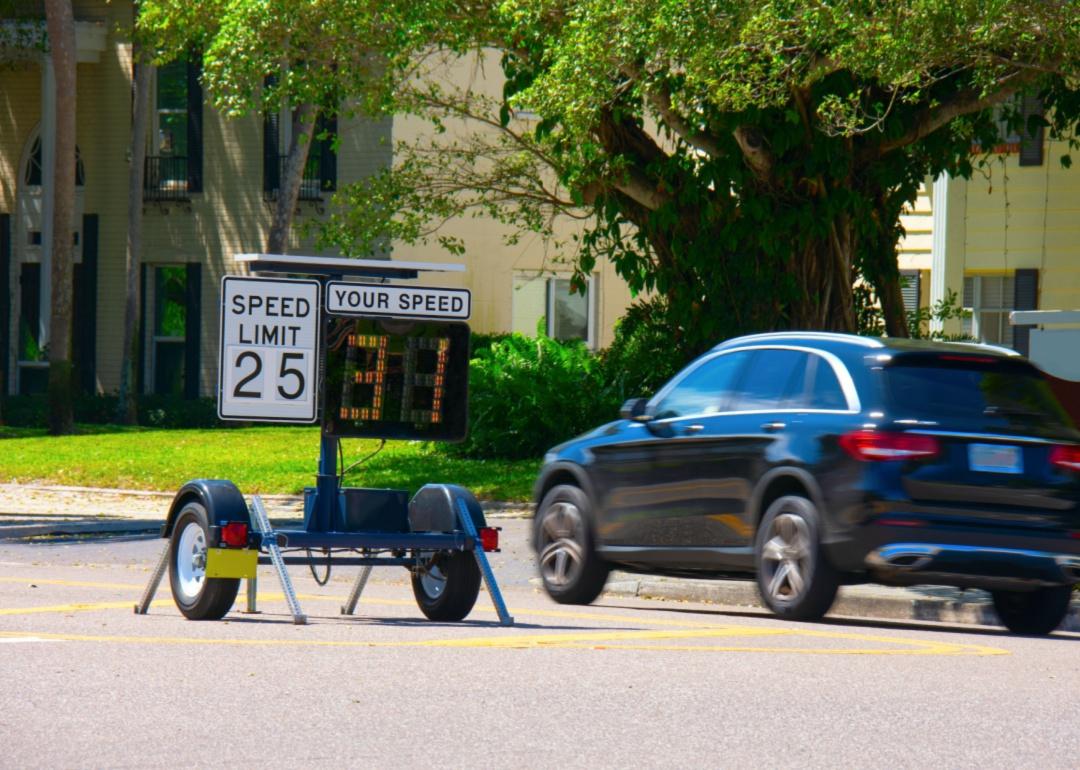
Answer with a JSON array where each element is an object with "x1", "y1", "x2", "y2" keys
[{"x1": 968, "y1": 443, "x2": 1023, "y2": 474}]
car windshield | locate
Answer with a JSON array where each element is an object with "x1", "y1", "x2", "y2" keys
[{"x1": 884, "y1": 355, "x2": 1073, "y2": 428}]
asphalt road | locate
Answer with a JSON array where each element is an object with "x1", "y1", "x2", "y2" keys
[{"x1": 0, "y1": 521, "x2": 1078, "y2": 768}]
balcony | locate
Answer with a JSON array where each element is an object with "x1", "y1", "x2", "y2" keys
[
  {"x1": 143, "y1": 156, "x2": 190, "y2": 202},
  {"x1": 264, "y1": 155, "x2": 325, "y2": 202}
]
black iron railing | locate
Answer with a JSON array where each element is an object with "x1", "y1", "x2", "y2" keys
[
  {"x1": 144, "y1": 156, "x2": 190, "y2": 202},
  {"x1": 264, "y1": 155, "x2": 324, "y2": 202}
]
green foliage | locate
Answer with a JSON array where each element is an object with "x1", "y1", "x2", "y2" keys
[
  {"x1": 446, "y1": 309, "x2": 692, "y2": 460},
  {"x1": 599, "y1": 299, "x2": 690, "y2": 400},
  {"x1": 443, "y1": 332, "x2": 615, "y2": 459}
]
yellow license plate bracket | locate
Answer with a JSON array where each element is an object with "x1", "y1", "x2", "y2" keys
[{"x1": 205, "y1": 547, "x2": 258, "y2": 579}]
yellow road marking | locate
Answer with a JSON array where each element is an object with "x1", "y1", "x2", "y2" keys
[{"x1": 0, "y1": 576, "x2": 1011, "y2": 656}]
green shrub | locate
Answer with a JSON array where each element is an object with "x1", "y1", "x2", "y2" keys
[
  {"x1": 442, "y1": 332, "x2": 616, "y2": 459},
  {"x1": 600, "y1": 299, "x2": 690, "y2": 401}
]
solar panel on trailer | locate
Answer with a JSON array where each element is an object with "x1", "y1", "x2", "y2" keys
[
  {"x1": 234, "y1": 253, "x2": 465, "y2": 279},
  {"x1": 321, "y1": 318, "x2": 470, "y2": 441}
]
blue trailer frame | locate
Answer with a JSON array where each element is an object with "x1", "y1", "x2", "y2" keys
[{"x1": 135, "y1": 254, "x2": 514, "y2": 626}]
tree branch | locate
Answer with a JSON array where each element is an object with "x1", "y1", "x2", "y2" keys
[
  {"x1": 621, "y1": 65, "x2": 722, "y2": 158},
  {"x1": 733, "y1": 125, "x2": 773, "y2": 181},
  {"x1": 873, "y1": 70, "x2": 1039, "y2": 157}
]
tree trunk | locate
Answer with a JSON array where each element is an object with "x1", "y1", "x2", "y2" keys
[
  {"x1": 116, "y1": 41, "x2": 151, "y2": 425},
  {"x1": 45, "y1": 0, "x2": 76, "y2": 435},
  {"x1": 267, "y1": 103, "x2": 317, "y2": 253}
]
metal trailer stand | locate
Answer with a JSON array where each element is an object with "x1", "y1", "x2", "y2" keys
[{"x1": 137, "y1": 253, "x2": 515, "y2": 628}]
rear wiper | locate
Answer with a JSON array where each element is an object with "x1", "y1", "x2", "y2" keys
[{"x1": 984, "y1": 405, "x2": 1044, "y2": 418}]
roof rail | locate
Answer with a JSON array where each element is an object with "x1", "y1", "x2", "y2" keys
[{"x1": 714, "y1": 331, "x2": 885, "y2": 350}]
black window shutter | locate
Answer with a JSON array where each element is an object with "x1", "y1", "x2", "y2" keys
[
  {"x1": 186, "y1": 59, "x2": 204, "y2": 192},
  {"x1": 1019, "y1": 95, "x2": 1044, "y2": 167},
  {"x1": 74, "y1": 214, "x2": 98, "y2": 393},
  {"x1": 0, "y1": 214, "x2": 9, "y2": 396},
  {"x1": 319, "y1": 114, "x2": 337, "y2": 192},
  {"x1": 1013, "y1": 268, "x2": 1039, "y2": 355},
  {"x1": 184, "y1": 263, "x2": 202, "y2": 399},
  {"x1": 137, "y1": 264, "x2": 147, "y2": 394},
  {"x1": 263, "y1": 75, "x2": 280, "y2": 195},
  {"x1": 264, "y1": 110, "x2": 280, "y2": 194}
]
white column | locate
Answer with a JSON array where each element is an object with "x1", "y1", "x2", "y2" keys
[
  {"x1": 39, "y1": 53, "x2": 57, "y2": 349},
  {"x1": 929, "y1": 174, "x2": 949, "y2": 334}
]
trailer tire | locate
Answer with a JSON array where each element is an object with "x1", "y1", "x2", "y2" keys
[
  {"x1": 412, "y1": 550, "x2": 481, "y2": 622},
  {"x1": 168, "y1": 502, "x2": 239, "y2": 620}
]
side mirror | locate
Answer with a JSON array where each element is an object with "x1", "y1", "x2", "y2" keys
[{"x1": 620, "y1": 397, "x2": 651, "y2": 422}]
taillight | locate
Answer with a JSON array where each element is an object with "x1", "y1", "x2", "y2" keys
[
  {"x1": 478, "y1": 526, "x2": 500, "y2": 552},
  {"x1": 220, "y1": 522, "x2": 250, "y2": 548},
  {"x1": 839, "y1": 430, "x2": 940, "y2": 462},
  {"x1": 1050, "y1": 445, "x2": 1080, "y2": 473}
]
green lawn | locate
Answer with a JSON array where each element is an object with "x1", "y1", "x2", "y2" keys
[{"x1": 0, "y1": 426, "x2": 539, "y2": 502}]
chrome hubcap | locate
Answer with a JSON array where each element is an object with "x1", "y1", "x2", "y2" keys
[
  {"x1": 760, "y1": 512, "x2": 811, "y2": 604},
  {"x1": 176, "y1": 520, "x2": 207, "y2": 602},
  {"x1": 538, "y1": 501, "x2": 586, "y2": 588},
  {"x1": 420, "y1": 562, "x2": 447, "y2": 599}
]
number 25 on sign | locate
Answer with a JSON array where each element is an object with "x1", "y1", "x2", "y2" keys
[{"x1": 218, "y1": 276, "x2": 320, "y2": 422}]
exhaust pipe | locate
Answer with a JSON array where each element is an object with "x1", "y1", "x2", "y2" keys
[{"x1": 867, "y1": 543, "x2": 941, "y2": 572}]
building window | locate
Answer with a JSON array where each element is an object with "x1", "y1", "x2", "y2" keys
[
  {"x1": 152, "y1": 266, "x2": 187, "y2": 395},
  {"x1": 263, "y1": 91, "x2": 337, "y2": 201},
  {"x1": 512, "y1": 272, "x2": 597, "y2": 347},
  {"x1": 963, "y1": 274, "x2": 1015, "y2": 348},
  {"x1": 145, "y1": 58, "x2": 203, "y2": 200},
  {"x1": 16, "y1": 263, "x2": 48, "y2": 394}
]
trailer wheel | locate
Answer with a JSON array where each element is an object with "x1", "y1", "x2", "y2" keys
[
  {"x1": 168, "y1": 501, "x2": 239, "y2": 620},
  {"x1": 412, "y1": 551, "x2": 481, "y2": 622}
]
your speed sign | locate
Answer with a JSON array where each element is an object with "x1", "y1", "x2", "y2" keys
[{"x1": 218, "y1": 276, "x2": 320, "y2": 422}]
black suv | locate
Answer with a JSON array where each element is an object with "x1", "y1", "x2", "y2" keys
[{"x1": 532, "y1": 332, "x2": 1080, "y2": 634}]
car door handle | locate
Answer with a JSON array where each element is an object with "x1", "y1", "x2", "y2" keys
[
  {"x1": 761, "y1": 421, "x2": 786, "y2": 432},
  {"x1": 682, "y1": 424, "x2": 705, "y2": 435}
]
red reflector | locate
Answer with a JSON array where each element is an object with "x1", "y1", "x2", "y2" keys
[
  {"x1": 1050, "y1": 445, "x2": 1080, "y2": 473},
  {"x1": 220, "y1": 522, "x2": 249, "y2": 548},
  {"x1": 877, "y1": 517, "x2": 925, "y2": 528},
  {"x1": 839, "y1": 430, "x2": 940, "y2": 462},
  {"x1": 479, "y1": 527, "x2": 500, "y2": 552}
]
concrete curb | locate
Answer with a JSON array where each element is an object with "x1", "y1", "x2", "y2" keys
[{"x1": 597, "y1": 573, "x2": 1080, "y2": 632}]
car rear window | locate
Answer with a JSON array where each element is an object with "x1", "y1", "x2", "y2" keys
[{"x1": 884, "y1": 355, "x2": 1073, "y2": 428}]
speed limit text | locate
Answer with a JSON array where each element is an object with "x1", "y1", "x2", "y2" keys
[{"x1": 231, "y1": 292, "x2": 313, "y2": 346}]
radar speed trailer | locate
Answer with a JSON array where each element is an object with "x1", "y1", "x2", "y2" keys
[{"x1": 135, "y1": 254, "x2": 513, "y2": 626}]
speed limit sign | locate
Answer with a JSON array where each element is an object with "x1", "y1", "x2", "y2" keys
[{"x1": 218, "y1": 276, "x2": 320, "y2": 422}]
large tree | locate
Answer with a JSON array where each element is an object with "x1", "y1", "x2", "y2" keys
[
  {"x1": 140, "y1": 0, "x2": 1080, "y2": 355},
  {"x1": 44, "y1": 0, "x2": 76, "y2": 434}
]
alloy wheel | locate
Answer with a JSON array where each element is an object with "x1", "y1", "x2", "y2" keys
[
  {"x1": 759, "y1": 512, "x2": 811, "y2": 605},
  {"x1": 538, "y1": 501, "x2": 587, "y2": 589}
]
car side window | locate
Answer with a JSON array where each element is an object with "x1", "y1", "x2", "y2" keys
[
  {"x1": 729, "y1": 350, "x2": 809, "y2": 412},
  {"x1": 807, "y1": 355, "x2": 849, "y2": 410},
  {"x1": 651, "y1": 351, "x2": 751, "y2": 420}
]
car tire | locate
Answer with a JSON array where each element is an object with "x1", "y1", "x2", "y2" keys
[
  {"x1": 991, "y1": 585, "x2": 1073, "y2": 636},
  {"x1": 168, "y1": 502, "x2": 240, "y2": 621},
  {"x1": 535, "y1": 484, "x2": 610, "y2": 605},
  {"x1": 754, "y1": 495, "x2": 839, "y2": 621},
  {"x1": 411, "y1": 550, "x2": 482, "y2": 622}
]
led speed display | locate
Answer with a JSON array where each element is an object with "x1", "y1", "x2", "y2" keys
[{"x1": 322, "y1": 318, "x2": 469, "y2": 441}]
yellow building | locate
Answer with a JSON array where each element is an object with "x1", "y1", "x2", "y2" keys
[
  {"x1": 900, "y1": 108, "x2": 1079, "y2": 360},
  {"x1": 0, "y1": 5, "x2": 632, "y2": 401}
]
